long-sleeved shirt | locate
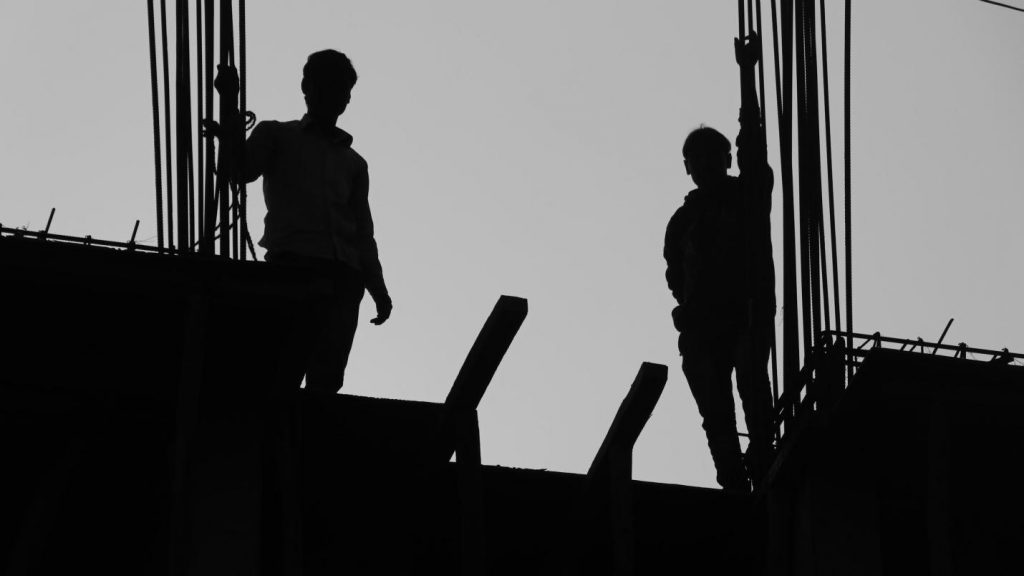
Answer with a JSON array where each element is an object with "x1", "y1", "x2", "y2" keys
[
  {"x1": 664, "y1": 110, "x2": 775, "y2": 330},
  {"x1": 243, "y1": 115, "x2": 386, "y2": 294}
]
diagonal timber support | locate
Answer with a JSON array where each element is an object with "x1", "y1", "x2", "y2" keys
[
  {"x1": 438, "y1": 295, "x2": 528, "y2": 576},
  {"x1": 581, "y1": 362, "x2": 667, "y2": 576}
]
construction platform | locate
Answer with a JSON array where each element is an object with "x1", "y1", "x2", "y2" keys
[
  {"x1": 0, "y1": 235, "x2": 755, "y2": 575},
  {"x1": 3, "y1": 233, "x2": 1023, "y2": 575}
]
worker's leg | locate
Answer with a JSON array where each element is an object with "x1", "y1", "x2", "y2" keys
[
  {"x1": 680, "y1": 329, "x2": 749, "y2": 491},
  {"x1": 304, "y1": 264, "x2": 365, "y2": 394},
  {"x1": 734, "y1": 310, "x2": 775, "y2": 486}
]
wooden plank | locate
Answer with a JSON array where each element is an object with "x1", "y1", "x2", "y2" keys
[
  {"x1": 588, "y1": 363, "x2": 667, "y2": 475},
  {"x1": 582, "y1": 362, "x2": 667, "y2": 576},
  {"x1": 445, "y1": 295, "x2": 528, "y2": 411},
  {"x1": 455, "y1": 410, "x2": 486, "y2": 576}
]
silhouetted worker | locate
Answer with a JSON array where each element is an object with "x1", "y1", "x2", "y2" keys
[
  {"x1": 664, "y1": 34, "x2": 775, "y2": 491},
  {"x1": 215, "y1": 50, "x2": 392, "y2": 393}
]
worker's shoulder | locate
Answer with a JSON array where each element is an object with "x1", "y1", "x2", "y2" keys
[
  {"x1": 666, "y1": 191, "x2": 698, "y2": 230},
  {"x1": 250, "y1": 118, "x2": 293, "y2": 137},
  {"x1": 347, "y1": 145, "x2": 367, "y2": 164}
]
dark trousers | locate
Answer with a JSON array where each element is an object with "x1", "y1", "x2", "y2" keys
[
  {"x1": 678, "y1": 311, "x2": 774, "y2": 490},
  {"x1": 266, "y1": 252, "x2": 365, "y2": 393}
]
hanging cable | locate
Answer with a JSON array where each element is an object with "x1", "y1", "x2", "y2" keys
[
  {"x1": 147, "y1": 0, "x2": 165, "y2": 249},
  {"x1": 175, "y1": 0, "x2": 193, "y2": 252}
]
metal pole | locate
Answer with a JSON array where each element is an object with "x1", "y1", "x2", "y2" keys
[
  {"x1": 218, "y1": 0, "x2": 234, "y2": 258},
  {"x1": 196, "y1": 0, "x2": 204, "y2": 246},
  {"x1": 147, "y1": 0, "x2": 165, "y2": 249},
  {"x1": 160, "y1": 0, "x2": 175, "y2": 251},
  {"x1": 239, "y1": 0, "x2": 247, "y2": 261}
]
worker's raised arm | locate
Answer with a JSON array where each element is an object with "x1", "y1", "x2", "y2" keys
[
  {"x1": 208, "y1": 65, "x2": 269, "y2": 184},
  {"x1": 734, "y1": 33, "x2": 770, "y2": 181}
]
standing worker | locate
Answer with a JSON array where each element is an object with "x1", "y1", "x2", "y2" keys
[
  {"x1": 214, "y1": 50, "x2": 392, "y2": 393},
  {"x1": 664, "y1": 33, "x2": 775, "y2": 491}
]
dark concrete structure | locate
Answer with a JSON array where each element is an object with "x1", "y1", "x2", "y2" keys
[{"x1": 3, "y1": 234, "x2": 1023, "y2": 575}]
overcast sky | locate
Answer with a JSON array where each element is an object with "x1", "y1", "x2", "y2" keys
[{"x1": 2, "y1": 1, "x2": 1022, "y2": 488}]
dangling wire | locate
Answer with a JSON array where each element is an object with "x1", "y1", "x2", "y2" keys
[{"x1": 147, "y1": 0, "x2": 164, "y2": 249}]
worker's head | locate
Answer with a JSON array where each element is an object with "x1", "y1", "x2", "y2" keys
[
  {"x1": 682, "y1": 126, "x2": 732, "y2": 188},
  {"x1": 302, "y1": 50, "x2": 358, "y2": 120}
]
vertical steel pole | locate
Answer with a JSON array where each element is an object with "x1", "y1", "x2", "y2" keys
[
  {"x1": 239, "y1": 0, "x2": 248, "y2": 261},
  {"x1": 147, "y1": 0, "x2": 165, "y2": 250},
  {"x1": 196, "y1": 0, "x2": 204, "y2": 247},
  {"x1": 160, "y1": 0, "x2": 175, "y2": 251},
  {"x1": 780, "y1": 0, "x2": 799, "y2": 407},
  {"x1": 218, "y1": 0, "x2": 234, "y2": 257},
  {"x1": 202, "y1": 0, "x2": 216, "y2": 254}
]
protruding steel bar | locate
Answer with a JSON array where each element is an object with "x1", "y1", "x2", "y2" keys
[
  {"x1": 218, "y1": 0, "x2": 234, "y2": 257},
  {"x1": 160, "y1": 0, "x2": 175, "y2": 251},
  {"x1": 44, "y1": 208, "x2": 55, "y2": 234},
  {"x1": 196, "y1": 0, "x2": 204, "y2": 246},
  {"x1": 239, "y1": 0, "x2": 248, "y2": 261},
  {"x1": 175, "y1": 0, "x2": 191, "y2": 253},
  {"x1": 780, "y1": 0, "x2": 799, "y2": 410},
  {"x1": 933, "y1": 318, "x2": 954, "y2": 354},
  {"x1": 147, "y1": 0, "x2": 165, "y2": 249},
  {"x1": 201, "y1": 0, "x2": 215, "y2": 255}
]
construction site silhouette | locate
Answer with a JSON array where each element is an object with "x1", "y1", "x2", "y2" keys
[{"x1": 2, "y1": 1, "x2": 1024, "y2": 575}]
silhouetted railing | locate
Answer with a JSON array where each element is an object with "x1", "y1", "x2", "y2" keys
[
  {"x1": 1, "y1": 224, "x2": 167, "y2": 255},
  {"x1": 766, "y1": 330, "x2": 1023, "y2": 449}
]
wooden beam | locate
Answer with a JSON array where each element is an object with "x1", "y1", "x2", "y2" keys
[
  {"x1": 582, "y1": 362, "x2": 667, "y2": 576},
  {"x1": 445, "y1": 295, "x2": 528, "y2": 412},
  {"x1": 589, "y1": 362, "x2": 667, "y2": 475}
]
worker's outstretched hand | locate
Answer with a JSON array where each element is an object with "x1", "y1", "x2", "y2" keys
[
  {"x1": 370, "y1": 292, "x2": 392, "y2": 325},
  {"x1": 734, "y1": 32, "x2": 762, "y2": 69}
]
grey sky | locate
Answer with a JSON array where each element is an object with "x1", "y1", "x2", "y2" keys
[{"x1": 2, "y1": 1, "x2": 1022, "y2": 488}]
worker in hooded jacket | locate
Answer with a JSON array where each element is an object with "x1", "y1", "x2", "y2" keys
[{"x1": 664, "y1": 33, "x2": 776, "y2": 491}]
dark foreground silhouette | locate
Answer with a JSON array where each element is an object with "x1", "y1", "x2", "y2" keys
[
  {"x1": 214, "y1": 49, "x2": 392, "y2": 393},
  {"x1": 664, "y1": 33, "x2": 776, "y2": 491}
]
